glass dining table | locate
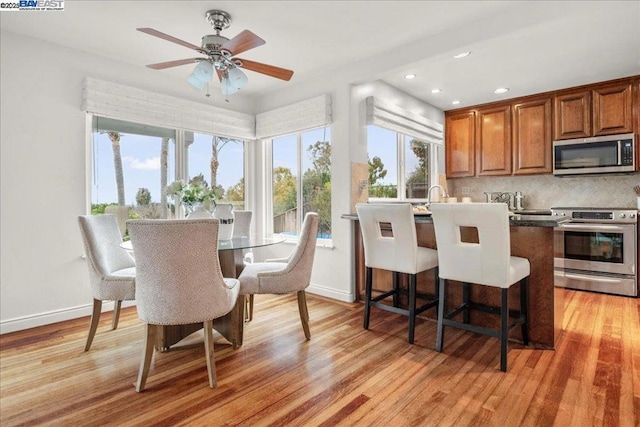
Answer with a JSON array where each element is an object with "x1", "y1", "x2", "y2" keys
[{"x1": 121, "y1": 235, "x2": 286, "y2": 350}]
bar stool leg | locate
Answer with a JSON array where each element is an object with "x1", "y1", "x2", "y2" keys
[
  {"x1": 520, "y1": 277, "x2": 529, "y2": 345},
  {"x1": 436, "y1": 278, "x2": 446, "y2": 352},
  {"x1": 500, "y1": 288, "x2": 509, "y2": 372},
  {"x1": 462, "y1": 282, "x2": 470, "y2": 324},
  {"x1": 364, "y1": 267, "x2": 373, "y2": 330},
  {"x1": 408, "y1": 274, "x2": 417, "y2": 344},
  {"x1": 392, "y1": 271, "x2": 400, "y2": 307}
]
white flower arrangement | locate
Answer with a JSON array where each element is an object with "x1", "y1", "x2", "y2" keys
[{"x1": 165, "y1": 179, "x2": 216, "y2": 212}]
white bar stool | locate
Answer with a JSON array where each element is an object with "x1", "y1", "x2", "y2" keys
[
  {"x1": 356, "y1": 203, "x2": 439, "y2": 344},
  {"x1": 430, "y1": 202, "x2": 529, "y2": 372}
]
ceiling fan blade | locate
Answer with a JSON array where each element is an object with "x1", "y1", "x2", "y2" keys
[
  {"x1": 137, "y1": 28, "x2": 202, "y2": 52},
  {"x1": 215, "y1": 69, "x2": 224, "y2": 81},
  {"x1": 221, "y1": 30, "x2": 266, "y2": 56},
  {"x1": 146, "y1": 58, "x2": 201, "y2": 70},
  {"x1": 235, "y1": 58, "x2": 294, "y2": 81}
]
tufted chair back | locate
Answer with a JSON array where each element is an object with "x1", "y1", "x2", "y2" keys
[
  {"x1": 232, "y1": 210, "x2": 253, "y2": 238},
  {"x1": 78, "y1": 214, "x2": 135, "y2": 301},
  {"x1": 127, "y1": 219, "x2": 239, "y2": 325}
]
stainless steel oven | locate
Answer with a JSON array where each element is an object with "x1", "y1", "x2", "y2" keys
[{"x1": 553, "y1": 207, "x2": 637, "y2": 297}]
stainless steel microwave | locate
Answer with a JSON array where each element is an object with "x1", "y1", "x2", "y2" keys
[{"x1": 553, "y1": 133, "x2": 635, "y2": 176}]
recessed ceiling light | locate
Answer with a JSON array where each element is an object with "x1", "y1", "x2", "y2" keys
[
  {"x1": 452, "y1": 100, "x2": 461, "y2": 105},
  {"x1": 453, "y1": 52, "x2": 471, "y2": 59},
  {"x1": 405, "y1": 74, "x2": 416, "y2": 80},
  {"x1": 431, "y1": 88, "x2": 441, "y2": 94},
  {"x1": 494, "y1": 87, "x2": 509, "y2": 94}
]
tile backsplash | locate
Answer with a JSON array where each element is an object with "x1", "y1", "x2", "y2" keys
[{"x1": 448, "y1": 173, "x2": 640, "y2": 209}]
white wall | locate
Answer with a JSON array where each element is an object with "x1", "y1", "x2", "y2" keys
[
  {"x1": 0, "y1": 30, "x2": 255, "y2": 333},
  {"x1": 0, "y1": 28, "x2": 445, "y2": 332},
  {"x1": 251, "y1": 68, "x2": 444, "y2": 304}
]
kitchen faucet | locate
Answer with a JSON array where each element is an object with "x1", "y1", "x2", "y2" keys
[{"x1": 426, "y1": 185, "x2": 448, "y2": 208}]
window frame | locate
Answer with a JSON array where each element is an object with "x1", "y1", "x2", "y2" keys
[
  {"x1": 267, "y1": 125, "x2": 332, "y2": 245},
  {"x1": 367, "y1": 126, "x2": 439, "y2": 203},
  {"x1": 86, "y1": 113, "x2": 249, "y2": 218}
]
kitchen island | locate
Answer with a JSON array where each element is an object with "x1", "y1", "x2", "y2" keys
[{"x1": 342, "y1": 212, "x2": 570, "y2": 349}]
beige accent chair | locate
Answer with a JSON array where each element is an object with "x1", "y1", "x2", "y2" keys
[
  {"x1": 104, "y1": 205, "x2": 130, "y2": 238},
  {"x1": 430, "y1": 203, "x2": 529, "y2": 372},
  {"x1": 78, "y1": 215, "x2": 136, "y2": 351},
  {"x1": 233, "y1": 210, "x2": 252, "y2": 238},
  {"x1": 127, "y1": 219, "x2": 240, "y2": 391},
  {"x1": 232, "y1": 210, "x2": 255, "y2": 320},
  {"x1": 356, "y1": 203, "x2": 439, "y2": 344},
  {"x1": 238, "y1": 212, "x2": 319, "y2": 339}
]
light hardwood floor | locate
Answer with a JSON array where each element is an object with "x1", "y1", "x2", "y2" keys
[{"x1": 1, "y1": 289, "x2": 638, "y2": 426}]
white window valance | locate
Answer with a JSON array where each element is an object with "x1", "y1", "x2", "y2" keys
[
  {"x1": 82, "y1": 77, "x2": 255, "y2": 140},
  {"x1": 365, "y1": 96, "x2": 443, "y2": 145},
  {"x1": 256, "y1": 94, "x2": 332, "y2": 139}
]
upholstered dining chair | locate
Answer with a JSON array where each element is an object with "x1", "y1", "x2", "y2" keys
[
  {"x1": 356, "y1": 203, "x2": 439, "y2": 344},
  {"x1": 237, "y1": 212, "x2": 319, "y2": 339},
  {"x1": 127, "y1": 219, "x2": 240, "y2": 391},
  {"x1": 232, "y1": 210, "x2": 255, "y2": 320},
  {"x1": 430, "y1": 203, "x2": 529, "y2": 372},
  {"x1": 78, "y1": 214, "x2": 136, "y2": 351}
]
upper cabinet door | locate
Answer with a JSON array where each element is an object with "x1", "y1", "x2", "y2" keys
[
  {"x1": 445, "y1": 111, "x2": 476, "y2": 178},
  {"x1": 476, "y1": 105, "x2": 512, "y2": 176},
  {"x1": 592, "y1": 83, "x2": 633, "y2": 136},
  {"x1": 554, "y1": 90, "x2": 591, "y2": 140},
  {"x1": 512, "y1": 98, "x2": 552, "y2": 175}
]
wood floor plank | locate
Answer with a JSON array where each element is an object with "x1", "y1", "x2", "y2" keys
[{"x1": 1, "y1": 290, "x2": 639, "y2": 426}]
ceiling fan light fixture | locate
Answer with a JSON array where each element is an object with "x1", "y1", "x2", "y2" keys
[
  {"x1": 187, "y1": 73, "x2": 207, "y2": 90},
  {"x1": 227, "y1": 66, "x2": 248, "y2": 89},
  {"x1": 192, "y1": 61, "x2": 214, "y2": 82},
  {"x1": 221, "y1": 76, "x2": 240, "y2": 95}
]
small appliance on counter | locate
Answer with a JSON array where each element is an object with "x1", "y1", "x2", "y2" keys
[{"x1": 552, "y1": 207, "x2": 637, "y2": 297}]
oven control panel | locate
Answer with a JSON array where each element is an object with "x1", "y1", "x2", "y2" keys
[{"x1": 551, "y1": 208, "x2": 637, "y2": 224}]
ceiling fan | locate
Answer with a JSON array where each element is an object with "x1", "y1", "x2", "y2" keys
[{"x1": 138, "y1": 10, "x2": 294, "y2": 97}]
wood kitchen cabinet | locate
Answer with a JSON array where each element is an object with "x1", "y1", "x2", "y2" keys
[
  {"x1": 553, "y1": 82, "x2": 633, "y2": 140},
  {"x1": 553, "y1": 90, "x2": 591, "y2": 140},
  {"x1": 476, "y1": 105, "x2": 512, "y2": 176},
  {"x1": 445, "y1": 111, "x2": 475, "y2": 177},
  {"x1": 512, "y1": 97, "x2": 552, "y2": 174}
]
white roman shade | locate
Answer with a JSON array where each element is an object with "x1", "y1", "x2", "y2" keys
[
  {"x1": 82, "y1": 77, "x2": 255, "y2": 140},
  {"x1": 365, "y1": 96, "x2": 443, "y2": 144},
  {"x1": 256, "y1": 94, "x2": 332, "y2": 139}
]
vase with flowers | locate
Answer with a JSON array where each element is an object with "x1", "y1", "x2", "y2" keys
[
  {"x1": 166, "y1": 179, "x2": 216, "y2": 219},
  {"x1": 165, "y1": 179, "x2": 235, "y2": 240}
]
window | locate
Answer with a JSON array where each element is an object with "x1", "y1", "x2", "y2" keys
[
  {"x1": 91, "y1": 117, "x2": 176, "y2": 219},
  {"x1": 367, "y1": 125, "x2": 437, "y2": 201},
  {"x1": 90, "y1": 117, "x2": 246, "y2": 221},
  {"x1": 272, "y1": 126, "x2": 331, "y2": 239},
  {"x1": 187, "y1": 132, "x2": 246, "y2": 210}
]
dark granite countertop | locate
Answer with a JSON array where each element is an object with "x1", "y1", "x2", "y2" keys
[{"x1": 341, "y1": 213, "x2": 569, "y2": 227}]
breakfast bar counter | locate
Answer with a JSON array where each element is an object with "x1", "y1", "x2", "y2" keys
[{"x1": 342, "y1": 212, "x2": 570, "y2": 349}]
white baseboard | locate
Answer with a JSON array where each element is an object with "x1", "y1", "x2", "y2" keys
[
  {"x1": 307, "y1": 283, "x2": 355, "y2": 303},
  {"x1": 1, "y1": 285, "x2": 351, "y2": 334},
  {"x1": 0, "y1": 301, "x2": 137, "y2": 335}
]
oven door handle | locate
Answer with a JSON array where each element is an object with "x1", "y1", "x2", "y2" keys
[
  {"x1": 563, "y1": 272, "x2": 629, "y2": 284},
  {"x1": 558, "y1": 223, "x2": 630, "y2": 232}
]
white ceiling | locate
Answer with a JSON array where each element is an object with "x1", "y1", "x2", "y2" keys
[{"x1": 1, "y1": 1, "x2": 639, "y2": 111}]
